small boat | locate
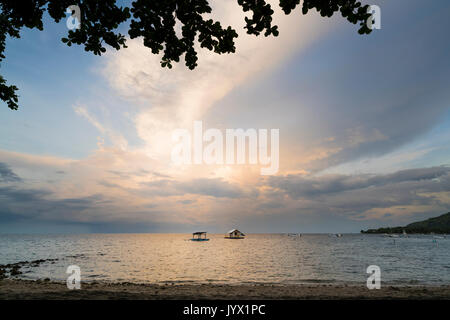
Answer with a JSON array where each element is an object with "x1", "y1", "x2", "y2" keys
[
  {"x1": 224, "y1": 229, "x2": 245, "y2": 239},
  {"x1": 191, "y1": 232, "x2": 210, "y2": 241},
  {"x1": 387, "y1": 234, "x2": 399, "y2": 238}
]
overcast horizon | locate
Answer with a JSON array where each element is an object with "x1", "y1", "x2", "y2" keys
[{"x1": 1, "y1": 0, "x2": 450, "y2": 234}]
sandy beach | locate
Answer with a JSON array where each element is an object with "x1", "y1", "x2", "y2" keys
[{"x1": 1, "y1": 279, "x2": 449, "y2": 300}]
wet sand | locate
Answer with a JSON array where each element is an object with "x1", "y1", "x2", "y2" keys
[{"x1": 1, "y1": 279, "x2": 449, "y2": 299}]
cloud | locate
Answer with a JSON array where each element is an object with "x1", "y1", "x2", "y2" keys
[
  {"x1": 108, "y1": 169, "x2": 170, "y2": 179},
  {"x1": 269, "y1": 166, "x2": 450, "y2": 198},
  {"x1": 2, "y1": 0, "x2": 450, "y2": 233},
  {"x1": 178, "y1": 178, "x2": 244, "y2": 198},
  {"x1": 205, "y1": 0, "x2": 450, "y2": 177},
  {"x1": 74, "y1": 105, "x2": 106, "y2": 134},
  {"x1": 74, "y1": 105, "x2": 129, "y2": 151},
  {"x1": 140, "y1": 177, "x2": 244, "y2": 198},
  {"x1": 0, "y1": 162, "x2": 22, "y2": 182},
  {"x1": 0, "y1": 185, "x2": 104, "y2": 223},
  {"x1": 264, "y1": 166, "x2": 450, "y2": 224},
  {"x1": 1, "y1": 143, "x2": 449, "y2": 231},
  {"x1": 99, "y1": 0, "x2": 333, "y2": 162}
]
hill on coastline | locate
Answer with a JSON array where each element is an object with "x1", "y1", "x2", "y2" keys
[{"x1": 361, "y1": 212, "x2": 450, "y2": 234}]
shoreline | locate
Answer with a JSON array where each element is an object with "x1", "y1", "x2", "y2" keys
[{"x1": 1, "y1": 279, "x2": 449, "y2": 300}]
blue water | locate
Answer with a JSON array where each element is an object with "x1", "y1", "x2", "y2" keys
[{"x1": 0, "y1": 234, "x2": 448, "y2": 285}]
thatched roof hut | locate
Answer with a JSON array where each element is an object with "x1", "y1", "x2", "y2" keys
[{"x1": 225, "y1": 229, "x2": 245, "y2": 239}]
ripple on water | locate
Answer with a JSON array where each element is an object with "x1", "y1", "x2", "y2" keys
[{"x1": 0, "y1": 234, "x2": 449, "y2": 285}]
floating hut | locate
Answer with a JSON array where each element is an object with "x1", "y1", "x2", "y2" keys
[
  {"x1": 225, "y1": 229, "x2": 245, "y2": 239},
  {"x1": 191, "y1": 231, "x2": 209, "y2": 241}
]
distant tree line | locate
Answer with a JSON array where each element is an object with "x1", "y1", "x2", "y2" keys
[{"x1": 361, "y1": 212, "x2": 450, "y2": 234}]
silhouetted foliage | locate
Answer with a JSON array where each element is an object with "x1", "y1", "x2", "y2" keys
[{"x1": 0, "y1": 0, "x2": 373, "y2": 110}]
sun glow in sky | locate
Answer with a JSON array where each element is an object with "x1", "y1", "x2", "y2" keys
[{"x1": 0, "y1": 0, "x2": 449, "y2": 233}]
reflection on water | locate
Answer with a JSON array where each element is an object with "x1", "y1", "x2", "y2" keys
[{"x1": 0, "y1": 234, "x2": 449, "y2": 285}]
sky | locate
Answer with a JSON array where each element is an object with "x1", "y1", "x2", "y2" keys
[{"x1": 0, "y1": 0, "x2": 449, "y2": 233}]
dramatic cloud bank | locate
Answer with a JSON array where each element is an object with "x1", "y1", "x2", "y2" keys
[{"x1": 1, "y1": 0, "x2": 449, "y2": 233}]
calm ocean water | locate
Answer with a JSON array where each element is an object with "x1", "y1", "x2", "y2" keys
[{"x1": 0, "y1": 234, "x2": 449, "y2": 285}]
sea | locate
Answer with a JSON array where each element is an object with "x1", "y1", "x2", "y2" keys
[{"x1": 0, "y1": 233, "x2": 449, "y2": 286}]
